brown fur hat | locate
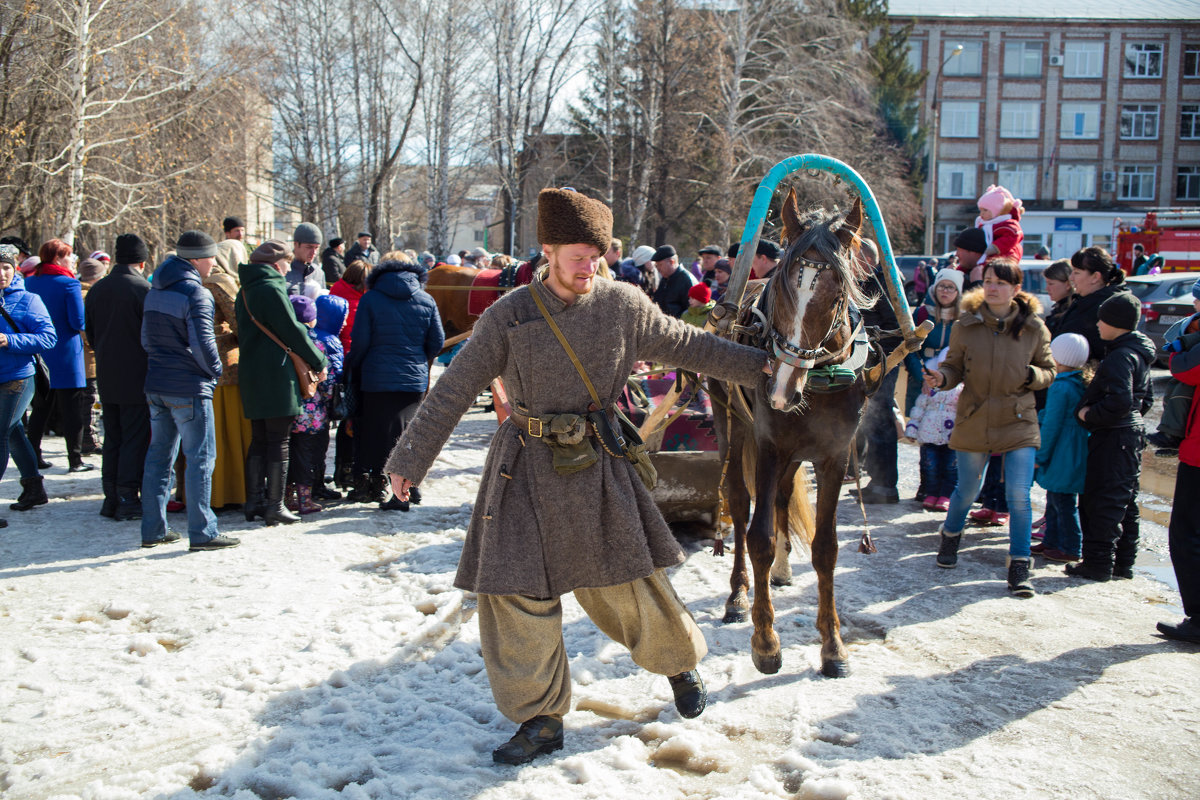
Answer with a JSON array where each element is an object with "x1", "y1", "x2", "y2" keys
[{"x1": 537, "y1": 188, "x2": 612, "y2": 254}]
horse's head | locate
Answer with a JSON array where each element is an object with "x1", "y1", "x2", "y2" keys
[{"x1": 764, "y1": 190, "x2": 870, "y2": 411}]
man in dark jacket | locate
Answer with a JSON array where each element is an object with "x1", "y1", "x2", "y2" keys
[
  {"x1": 140, "y1": 230, "x2": 238, "y2": 551},
  {"x1": 1067, "y1": 292, "x2": 1155, "y2": 582},
  {"x1": 321, "y1": 237, "x2": 346, "y2": 285},
  {"x1": 85, "y1": 234, "x2": 152, "y2": 521},
  {"x1": 650, "y1": 245, "x2": 694, "y2": 317},
  {"x1": 287, "y1": 223, "x2": 327, "y2": 297},
  {"x1": 344, "y1": 231, "x2": 379, "y2": 266}
]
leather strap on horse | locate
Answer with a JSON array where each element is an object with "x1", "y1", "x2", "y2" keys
[{"x1": 848, "y1": 439, "x2": 877, "y2": 554}]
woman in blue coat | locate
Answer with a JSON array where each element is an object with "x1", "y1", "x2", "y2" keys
[
  {"x1": 25, "y1": 238, "x2": 91, "y2": 471},
  {"x1": 346, "y1": 257, "x2": 443, "y2": 508},
  {"x1": 0, "y1": 245, "x2": 57, "y2": 524}
]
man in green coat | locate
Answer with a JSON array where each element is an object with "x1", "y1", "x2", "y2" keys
[
  {"x1": 387, "y1": 189, "x2": 769, "y2": 765},
  {"x1": 235, "y1": 241, "x2": 327, "y2": 526}
]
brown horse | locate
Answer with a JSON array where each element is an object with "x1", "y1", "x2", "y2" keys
[
  {"x1": 710, "y1": 190, "x2": 876, "y2": 678},
  {"x1": 425, "y1": 262, "x2": 535, "y2": 339}
]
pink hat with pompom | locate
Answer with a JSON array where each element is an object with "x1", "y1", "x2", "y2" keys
[{"x1": 978, "y1": 184, "x2": 1023, "y2": 217}]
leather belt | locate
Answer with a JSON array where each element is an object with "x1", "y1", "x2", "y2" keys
[
  {"x1": 508, "y1": 409, "x2": 627, "y2": 458},
  {"x1": 508, "y1": 410, "x2": 547, "y2": 438}
]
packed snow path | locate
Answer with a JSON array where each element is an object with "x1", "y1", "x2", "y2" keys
[{"x1": 2, "y1": 388, "x2": 1197, "y2": 799}]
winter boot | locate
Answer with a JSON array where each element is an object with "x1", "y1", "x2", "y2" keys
[
  {"x1": 935, "y1": 525, "x2": 961, "y2": 568},
  {"x1": 262, "y1": 459, "x2": 300, "y2": 526},
  {"x1": 492, "y1": 715, "x2": 564, "y2": 765},
  {"x1": 379, "y1": 490, "x2": 410, "y2": 512},
  {"x1": 114, "y1": 492, "x2": 142, "y2": 521},
  {"x1": 100, "y1": 480, "x2": 118, "y2": 518},
  {"x1": 408, "y1": 485, "x2": 422, "y2": 506},
  {"x1": 10, "y1": 476, "x2": 48, "y2": 511},
  {"x1": 284, "y1": 483, "x2": 299, "y2": 512},
  {"x1": 313, "y1": 480, "x2": 342, "y2": 501},
  {"x1": 1064, "y1": 560, "x2": 1111, "y2": 582},
  {"x1": 668, "y1": 670, "x2": 707, "y2": 718},
  {"x1": 34, "y1": 448, "x2": 51, "y2": 470},
  {"x1": 243, "y1": 454, "x2": 266, "y2": 522},
  {"x1": 347, "y1": 473, "x2": 373, "y2": 503},
  {"x1": 1006, "y1": 557, "x2": 1035, "y2": 597},
  {"x1": 296, "y1": 484, "x2": 324, "y2": 515}
]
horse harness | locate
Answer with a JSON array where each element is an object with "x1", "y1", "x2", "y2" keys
[{"x1": 756, "y1": 254, "x2": 860, "y2": 373}]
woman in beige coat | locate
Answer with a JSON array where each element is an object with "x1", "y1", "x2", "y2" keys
[{"x1": 925, "y1": 259, "x2": 1055, "y2": 596}]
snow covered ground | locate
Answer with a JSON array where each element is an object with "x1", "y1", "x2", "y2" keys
[{"x1": 2, "y1": 370, "x2": 1197, "y2": 800}]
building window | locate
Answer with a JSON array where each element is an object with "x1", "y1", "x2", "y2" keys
[
  {"x1": 1057, "y1": 164, "x2": 1097, "y2": 201},
  {"x1": 1088, "y1": 234, "x2": 1111, "y2": 250},
  {"x1": 938, "y1": 163, "x2": 976, "y2": 199},
  {"x1": 999, "y1": 102, "x2": 1040, "y2": 138},
  {"x1": 998, "y1": 163, "x2": 1038, "y2": 200},
  {"x1": 1124, "y1": 43, "x2": 1163, "y2": 78},
  {"x1": 940, "y1": 101, "x2": 979, "y2": 138},
  {"x1": 1119, "y1": 165, "x2": 1156, "y2": 200},
  {"x1": 943, "y1": 41, "x2": 983, "y2": 76},
  {"x1": 1023, "y1": 233, "x2": 1045, "y2": 253},
  {"x1": 937, "y1": 223, "x2": 958, "y2": 253},
  {"x1": 1064, "y1": 41, "x2": 1104, "y2": 78},
  {"x1": 1120, "y1": 104, "x2": 1159, "y2": 139},
  {"x1": 1059, "y1": 103, "x2": 1100, "y2": 139},
  {"x1": 1182, "y1": 105, "x2": 1200, "y2": 140},
  {"x1": 1003, "y1": 41, "x2": 1042, "y2": 77},
  {"x1": 473, "y1": 229, "x2": 485, "y2": 242},
  {"x1": 906, "y1": 40, "x2": 923, "y2": 74},
  {"x1": 1186, "y1": 47, "x2": 1200, "y2": 78},
  {"x1": 1178, "y1": 166, "x2": 1200, "y2": 201}
]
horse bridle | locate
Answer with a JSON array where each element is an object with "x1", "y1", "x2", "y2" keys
[{"x1": 762, "y1": 254, "x2": 854, "y2": 371}]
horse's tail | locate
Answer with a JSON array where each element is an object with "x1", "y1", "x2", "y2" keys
[{"x1": 740, "y1": 436, "x2": 817, "y2": 553}]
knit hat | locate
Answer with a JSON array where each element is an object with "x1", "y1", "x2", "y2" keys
[
  {"x1": 977, "y1": 184, "x2": 1020, "y2": 217},
  {"x1": 329, "y1": 237, "x2": 344, "y2": 249},
  {"x1": 249, "y1": 239, "x2": 293, "y2": 264},
  {"x1": 1050, "y1": 333, "x2": 1090, "y2": 369},
  {"x1": 756, "y1": 240, "x2": 782, "y2": 260},
  {"x1": 89, "y1": 250, "x2": 111, "y2": 262},
  {"x1": 713, "y1": 258, "x2": 732, "y2": 275},
  {"x1": 953, "y1": 226, "x2": 987, "y2": 254},
  {"x1": 175, "y1": 230, "x2": 218, "y2": 259},
  {"x1": 1097, "y1": 292, "x2": 1141, "y2": 330},
  {"x1": 77, "y1": 257, "x2": 107, "y2": 284},
  {"x1": 932, "y1": 268, "x2": 964, "y2": 294},
  {"x1": 418, "y1": 251, "x2": 434, "y2": 265},
  {"x1": 653, "y1": 244, "x2": 676, "y2": 262},
  {"x1": 114, "y1": 233, "x2": 149, "y2": 265},
  {"x1": 0, "y1": 236, "x2": 30, "y2": 257},
  {"x1": 536, "y1": 187, "x2": 613, "y2": 255},
  {"x1": 289, "y1": 294, "x2": 316, "y2": 323},
  {"x1": 471, "y1": 247, "x2": 489, "y2": 259},
  {"x1": 631, "y1": 245, "x2": 656, "y2": 267},
  {"x1": 446, "y1": 254, "x2": 461, "y2": 265},
  {"x1": 223, "y1": 216, "x2": 244, "y2": 232},
  {"x1": 0, "y1": 244, "x2": 18, "y2": 266},
  {"x1": 698, "y1": 245, "x2": 722, "y2": 256},
  {"x1": 1192, "y1": 277, "x2": 1200, "y2": 300},
  {"x1": 727, "y1": 243, "x2": 740, "y2": 259},
  {"x1": 19, "y1": 256, "x2": 40, "y2": 275},
  {"x1": 689, "y1": 283, "x2": 712, "y2": 304},
  {"x1": 293, "y1": 222, "x2": 322, "y2": 245}
]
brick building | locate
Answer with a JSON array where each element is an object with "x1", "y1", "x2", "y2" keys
[{"x1": 890, "y1": 0, "x2": 1200, "y2": 259}]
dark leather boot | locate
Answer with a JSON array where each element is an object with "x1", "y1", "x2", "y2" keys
[
  {"x1": 100, "y1": 480, "x2": 118, "y2": 518},
  {"x1": 492, "y1": 715, "x2": 564, "y2": 765},
  {"x1": 669, "y1": 670, "x2": 707, "y2": 718},
  {"x1": 243, "y1": 454, "x2": 266, "y2": 522},
  {"x1": 262, "y1": 459, "x2": 300, "y2": 526},
  {"x1": 10, "y1": 476, "x2": 48, "y2": 511},
  {"x1": 114, "y1": 492, "x2": 142, "y2": 521}
]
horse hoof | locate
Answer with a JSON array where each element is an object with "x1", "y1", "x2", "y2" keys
[
  {"x1": 821, "y1": 659, "x2": 850, "y2": 678},
  {"x1": 752, "y1": 651, "x2": 782, "y2": 675},
  {"x1": 770, "y1": 577, "x2": 792, "y2": 588},
  {"x1": 722, "y1": 608, "x2": 748, "y2": 624}
]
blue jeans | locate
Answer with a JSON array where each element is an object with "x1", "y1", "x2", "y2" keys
[
  {"x1": 0, "y1": 377, "x2": 39, "y2": 484},
  {"x1": 919, "y1": 444, "x2": 958, "y2": 499},
  {"x1": 141, "y1": 394, "x2": 218, "y2": 545},
  {"x1": 942, "y1": 447, "x2": 1036, "y2": 558},
  {"x1": 1044, "y1": 490, "x2": 1082, "y2": 558}
]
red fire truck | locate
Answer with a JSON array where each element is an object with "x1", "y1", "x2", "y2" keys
[{"x1": 1115, "y1": 209, "x2": 1200, "y2": 273}]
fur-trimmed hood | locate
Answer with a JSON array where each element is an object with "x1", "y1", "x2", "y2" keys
[{"x1": 959, "y1": 287, "x2": 1042, "y2": 333}]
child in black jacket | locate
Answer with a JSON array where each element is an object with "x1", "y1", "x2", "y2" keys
[{"x1": 1067, "y1": 293, "x2": 1156, "y2": 582}]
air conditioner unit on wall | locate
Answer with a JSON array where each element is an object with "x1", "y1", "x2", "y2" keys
[
  {"x1": 1102, "y1": 170, "x2": 1116, "y2": 182},
  {"x1": 1102, "y1": 181, "x2": 1117, "y2": 192},
  {"x1": 1049, "y1": 55, "x2": 1064, "y2": 66},
  {"x1": 984, "y1": 162, "x2": 998, "y2": 171}
]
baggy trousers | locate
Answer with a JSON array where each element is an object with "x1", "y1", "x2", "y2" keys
[
  {"x1": 477, "y1": 570, "x2": 707, "y2": 723},
  {"x1": 1080, "y1": 426, "x2": 1144, "y2": 571}
]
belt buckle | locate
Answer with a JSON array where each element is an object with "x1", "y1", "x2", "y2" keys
[{"x1": 528, "y1": 417, "x2": 543, "y2": 438}]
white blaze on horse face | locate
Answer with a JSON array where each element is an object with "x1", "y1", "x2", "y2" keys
[{"x1": 768, "y1": 280, "x2": 813, "y2": 410}]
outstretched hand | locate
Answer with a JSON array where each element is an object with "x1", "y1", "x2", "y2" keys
[{"x1": 390, "y1": 475, "x2": 413, "y2": 502}]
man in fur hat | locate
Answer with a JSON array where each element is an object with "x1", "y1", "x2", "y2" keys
[{"x1": 386, "y1": 187, "x2": 770, "y2": 765}]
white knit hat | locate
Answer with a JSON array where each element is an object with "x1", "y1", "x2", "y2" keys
[
  {"x1": 933, "y1": 268, "x2": 964, "y2": 294},
  {"x1": 631, "y1": 245, "x2": 656, "y2": 267},
  {"x1": 1051, "y1": 333, "x2": 1089, "y2": 369}
]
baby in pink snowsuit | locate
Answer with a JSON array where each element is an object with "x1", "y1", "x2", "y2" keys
[{"x1": 976, "y1": 184, "x2": 1025, "y2": 263}]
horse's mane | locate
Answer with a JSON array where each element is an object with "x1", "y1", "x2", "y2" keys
[{"x1": 767, "y1": 206, "x2": 875, "y2": 329}]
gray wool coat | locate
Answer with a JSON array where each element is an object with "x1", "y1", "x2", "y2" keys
[{"x1": 385, "y1": 274, "x2": 767, "y2": 598}]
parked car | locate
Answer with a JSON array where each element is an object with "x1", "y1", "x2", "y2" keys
[
  {"x1": 1132, "y1": 272, "x2": 1200, "y2": 365},
  {"x1": 1017, "y1": 259, "x2": 1052, "y2": 313}
]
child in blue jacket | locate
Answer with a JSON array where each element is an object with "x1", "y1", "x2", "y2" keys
[
  {"x1": 288, "y1": 294, "x2": 348, "y2": 513},
  {"x1": 1032, "y1": 334, "x2": 1091, "y2": 563}
]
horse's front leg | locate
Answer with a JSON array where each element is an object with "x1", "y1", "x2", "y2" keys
[
  {"x1": 722, "y1": 431, "x2": 751, "y2": 624},
  {"x1": 813, "y1": 456, "x2": 849, "y2": 677},
  {"x1": 748, "y1": 446, "x2": 783, "y2": 674},
  {"x1": 770, "y1": 462, "x2": 801, "y2": 587}
]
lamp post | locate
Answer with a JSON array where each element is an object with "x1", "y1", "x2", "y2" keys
[{"x1": 924, "y1": 44, "x2": 963, "y2": 255}]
